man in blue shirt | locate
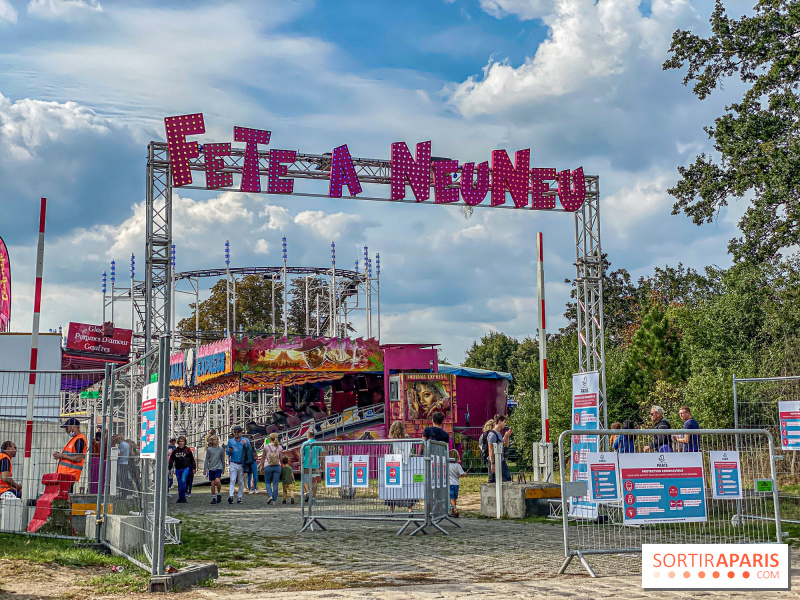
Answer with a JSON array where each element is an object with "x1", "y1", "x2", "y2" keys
[
  {"x1": 300, "y1": 430, "x2": 324, "y2": 502},
  {"x1": 672, "y1": 406, "x2": 700, "y2": 452},
  {"x1": 226, "y1": 426, "x2": 250, "y2": 504}
]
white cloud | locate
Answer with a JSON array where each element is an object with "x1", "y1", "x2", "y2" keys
[
  {"x1": 0, "y1": 0, "x2": 17, "y2": 23},
  {"x1": 27, "y1": 0, "x2": 102, "y2": 19},
  {"x1": 478, "y1": 0, "x2": 555, "y2": 20},
  {"x1": 450, "y1": 0, "x2": 701, "y2": 116},
  {"x1": 0, "y1": 92, "x2": 109, "y2": 159},
  {"x1": 254, "y1": 239, "x2": 270, "y2": 255},
  {"x1": 294, "y1": 211, "x2": 377, "y2": 241},
  {"x1": 603, "y1": 171, "x2": 673, "y2": 240}
]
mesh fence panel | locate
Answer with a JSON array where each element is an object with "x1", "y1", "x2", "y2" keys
[
  {"x1": 558, "y1": 428, "x2": 781, "y2": 576},
  {"x1": 299, "y1": 438, "x2": 457, "y2": 536},
  {"x1": 0, "y1": 369, "x2": 104, "y2": 538},
  {"x1": 735, "y1": 376, "x2": 800, "y2": 522}
]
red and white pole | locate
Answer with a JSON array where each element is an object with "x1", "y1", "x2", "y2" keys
[
  {"x1": 536, "y1": 232, "x2": 553, "y2": 481},
  {"x1": 22, "y1": 198, "x2": 47, "y2": 513}
]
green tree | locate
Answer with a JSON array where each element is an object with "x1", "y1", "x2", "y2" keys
[
  {"x1": 178, "y1": 274, "x2": 283, "y2": 341},
  {"x1": 620, "y1": 304, "x2": 688, "y2": 412},
  {"x1": 286, "y1": 276, "x2": 324, "y2": 335},
  {"x1": 664, "y1": 0, "x2": 800, "y2": 262},
  {"x1": 464, "y1": 331, "x2": 520, "y2": 392}
]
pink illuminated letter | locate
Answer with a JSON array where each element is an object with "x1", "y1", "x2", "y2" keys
[
  {"x1": 433, "y1": 160, "x2": 460, "y2": 204},
  {"x1": 460, "y1": 162, "x2": 490, "y2": 205},
  {"x1": 164, "y1": 113, "x2": 205, "y2": 187},
  {"x1": 390, "y1": 141, "x2": 431, "y2": 201},
  {"x1": 234, "y1": 126, "x2": 271, "y2": 193},
  {"x1": 329, "y1": 144, "x2": 362, "y2": 197},
  {"x1": 204, "y1": 143, "x2": 232, "y2": 189},
  {"x1": 558, "y1": 167, "x2": 586, "y2": 211},
  {"x1": 491, "y1": 149, "x2": 530, "y2": 207},
  {"x1": 268, "y1": 149, "x2": 297, "y2": 194},
  {"x1": 530, "y1": 168, "x2": 557, "y2": 210}
]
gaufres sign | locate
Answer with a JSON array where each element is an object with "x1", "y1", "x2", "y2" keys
[
  {"x1": 66, "y1": 322, "x2": 132, "y2": 357},
  {"x1": 164, "y1": 113, "x2": 587, "y2": 211}
]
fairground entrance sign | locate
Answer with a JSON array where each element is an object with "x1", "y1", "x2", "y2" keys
[{"x1": 164, "y1": 113, "x2": 586, "y2": 211}]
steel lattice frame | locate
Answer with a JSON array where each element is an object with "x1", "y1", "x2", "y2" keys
[
  {"x1": 574, "y1": 176, "x2": 607, "y2": 428},
  {"x1": 144, "y1": 141, "x2": 606, "y2": 414}
]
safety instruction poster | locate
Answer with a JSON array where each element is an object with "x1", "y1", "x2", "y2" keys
[
  {"x1": 325, "y1": 455, "x2": 341, "y2": 488},
  {"x1": 140, "y1": 382, "x2": 158, "y2": 458},
  {"x1": 351, "y1": 455, "x2": 369, "y2": 488},
  {"x1": 619, "y1": 452, "x2": 707, "y2": 524},
  {"x1": 779, "y1": 401, "x2": 800, "y2": 450},
  {"x1": 384, "y1": 453, "x2": 402, "y2": 487},
  {"x1": 586, "y1": 452, "x2": 620, "y2": 502},
  {"x1": 568, "y1": 372, "x2": 599, "y2": 518},
  {"x1": 710, "y1": 451, "x2": 743, "y2": 499}
]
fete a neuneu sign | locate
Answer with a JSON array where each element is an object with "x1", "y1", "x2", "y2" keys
[
  {"x1": 164, "y1": 113, "x2": 587, "y2": 211},
  {"x1": 66, "y1": 322, "x2": 132, "y2": 357}
]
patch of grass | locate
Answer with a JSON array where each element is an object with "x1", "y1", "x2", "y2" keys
[
  {"x1": 196, "y1": 576, "x2": 218, "y2": 588},
  {"x1": 0, "y1": 534, "x2": 120, "y2": 568},
  {"x1": 82, "y1": 570, "x2": 149, "y2": 594}
]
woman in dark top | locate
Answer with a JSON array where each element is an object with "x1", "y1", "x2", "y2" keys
[
  {"x1": 613, "y1": 419, "x2": 635, "y2": 453},
  {"x1": 167, "y1": 436, "x2": 195, "y2": 503}
]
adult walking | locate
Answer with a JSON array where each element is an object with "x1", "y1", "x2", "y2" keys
[
  {"x1": 300, "y1": 430, "x2": 323, "y2": 502},
  {"x1": 672, "y1": 406, "x2": 700, "y2": 452},
  {"x1": 643, "y1": 405, "x2": 672, "y2": 452},
  {"x1": 487, "y1": 414, "x2": 512, "y2": 484},
  {"x1": 54, "y1": 418, "x2": 88, "y2": 487},
  {"x1": 226, "y1": 426, "x2": 250, "y2": 504},
  {"x1": 167, "y1": 436, "x2": 195, "y2": 504},
  {"x1": 260, "y1": 432, "x2": 283, "y2": 504}
]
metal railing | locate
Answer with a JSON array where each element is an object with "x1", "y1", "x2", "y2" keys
[
  {"x1": 299, "y1": 438, "x2": 457, "y2": 535},
  {"x1": 558, "y1": 428, "x2": 782, "y2": 577}
]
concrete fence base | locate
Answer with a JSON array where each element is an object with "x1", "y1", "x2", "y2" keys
[{"x1": 481, "y1": 482, "x2": 561, "y2": 518}]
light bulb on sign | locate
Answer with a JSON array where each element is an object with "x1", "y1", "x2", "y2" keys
[
  {"x1": 102, "y1": 271, "x2": 107, "y2": 293},
  {"x1": 110, "y1": 260, "x2": 115, "y2": 285}
]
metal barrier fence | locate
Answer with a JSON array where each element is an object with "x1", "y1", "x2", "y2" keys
[
  {"x1": 734, "y1": 375, "x2": 800, "y2": 523},
  {"x1": 299, "y1": 439, "x2": 457, "y2": 535},
  {"x1": 0, "y1": 369, "x2": 104, "y2": 537},
  {"x1": 558, "y1": 428, "x2": 782, "y2": 577},
  {"x1": 97, "y1": 339, "x2": 175, "y2": 576}
]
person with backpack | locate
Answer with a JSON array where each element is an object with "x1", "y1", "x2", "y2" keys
[
  {"x1": 260, "y1": 432, "x2": 283, "y2": 504},
  {"x1": 487, "y1": 414, "x2": 512, "y2": 484},
  {"x1": 478, "y1": 419, "x2": 494, "y2": 465}
]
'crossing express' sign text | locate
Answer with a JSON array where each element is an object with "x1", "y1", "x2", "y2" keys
[{"x1": 164, "y1": 113, "x2": 586, "y2": 211}]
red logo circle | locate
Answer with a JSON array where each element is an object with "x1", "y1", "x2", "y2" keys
[
  {"x1": 574, "y1": 413, "x2": 581, "y2": 425},
  {"x1": 677, "y1": 500, "x2": 684, "y2": 509},
  {"x1": 356, "y1": 467, "x2": 364, "y2": 478},
  {"x1": 329, "y1": 468, "x2": 336, "y2": 479},
  {"x1": 783, "y1": 438, "x2": 789, "y2": 446},
  {"x1": 782, "y1": 429, "x2": 787, "y2": 437},
  {"x1": 625, "y1": 493, "x2": 635, "y2": 505},
  {"x1": 624, "y1": 480, "x2": 634, "y2": 492},
  {"x1": 625, "y1": 507, "x2": 636, "y2": 519},
  {"x1": 573, "y1": 451, "x2": 580, "y2": 463},
  {"x1": 782, "y1": 420, "x2": 787, "y2": 427},
  {"x1": 668, "y1": 486, "x2": 678, "y2": 497},
  {"x1": 389, "y1": 467, "x2": 397, "y2": 478},
  {"x1": 669, "y1": 500, "x2": 676, "y2": 509}
]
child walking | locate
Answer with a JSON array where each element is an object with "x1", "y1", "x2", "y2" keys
[
  {"x1": 204, "y1": 435, "x2": 225, "y2": 504},
  {"x1": 448, "y1": 448, "x2": 465, "y2": 518},
  {"x1": 280, "y1": 456, "x2": 295, "y2": 504}
]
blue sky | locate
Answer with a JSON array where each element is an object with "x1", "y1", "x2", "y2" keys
[{"x1": 0, "y1": 0, "x2": 746, "y2": 362}]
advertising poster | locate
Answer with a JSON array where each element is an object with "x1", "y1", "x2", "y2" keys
[
  {"x1": 586, "y1": 452, "x2": 620, "y2": 502},
  {"x1": 779, "y1": 401, "x2": 800, "y2": 450},
  {"x1": 401, "y1": 373, "x2": 456, "y2": 440},
  {"x1": 384, "y1": 453, "x2": 402, "y2": 487},
  {"x1": 620, "y1": 452, "x2": 707, "y2": 524},
  {"x1": 0, "y1": 235, "x2": 10, "y2": 333},
  {"x1": 710, "y1": 451, "x2": 743, "y2": 500},
  {"x1": 325, "y1": 455, "x2": 341, "y2": 488},
  {"x1": 568, "y1": 372, "x2": 599, "y2": 518},
  {"x1": 140, "y1": 382, "x2": 158, "y2": 458},
  {"x1": 351, "y1": 455, "x2": 369, "y2": 488}
]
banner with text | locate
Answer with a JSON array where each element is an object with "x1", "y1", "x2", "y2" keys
[{"x1": 568, "y1": 371, "x2": 599, "y2": 518}]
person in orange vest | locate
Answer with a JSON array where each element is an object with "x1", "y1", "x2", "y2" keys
[
  {"x1": 53, "y1": 418, "x2": 88, "y2": 485},
  {"x1": 0, "y1": 440, "x2": 22, "y2": 498}
]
